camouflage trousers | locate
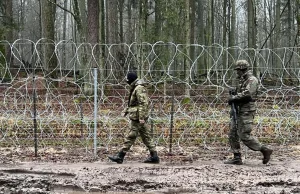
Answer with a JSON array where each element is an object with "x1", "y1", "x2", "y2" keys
[
  {"x1": 121, "y1": 120, "x2": 156, "y2": 153},
  {"x1": 228, "y1": 111, "x2": 262, "y2": 153}
]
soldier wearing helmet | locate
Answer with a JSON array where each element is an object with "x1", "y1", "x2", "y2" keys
[
  {"x1": 224, "y1": 60, "x2": 273, "y2": 165},
  {"x1": 234, "y1": 60, "x2": 251, "y2": 70}
]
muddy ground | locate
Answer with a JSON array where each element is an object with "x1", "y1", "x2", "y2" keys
[{"x1": 0, "y1": 144, "x2": 300, "y2": 194}]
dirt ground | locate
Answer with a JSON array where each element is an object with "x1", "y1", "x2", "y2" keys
[{"x1": 0, "y1": 144, "x2": 300, "y2": 194}]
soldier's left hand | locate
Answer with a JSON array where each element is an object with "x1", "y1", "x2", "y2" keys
[{"x1": 139, "y1": 119, "x2": 145, "y2": 124}]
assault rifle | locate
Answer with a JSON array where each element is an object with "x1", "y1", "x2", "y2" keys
[{"x1": 229, "y1": 88, "x2": 238, "y2": 129}]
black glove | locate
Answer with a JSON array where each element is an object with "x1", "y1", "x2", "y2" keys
[
  {"x1": 229, "y1": 87, "x2": 237, "y2": 95},
  {"x1": 228, "y1": 96, "x2": 237, "y2": 105}
]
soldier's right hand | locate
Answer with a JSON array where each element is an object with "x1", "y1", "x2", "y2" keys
[
  {"x1": 228, "y1": 96, "x2": 237, "y2": 105},
  {"x1": 229, "y1": 87, "x2": 237, "y2": 95},
  {"x1": 122, "y1": 108, "x2": 128, "y2": 117}
]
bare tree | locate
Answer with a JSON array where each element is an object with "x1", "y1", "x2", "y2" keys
[
  {"x1": 185, "y1": 0, "x2": 190, "y2": 97},
  {"x1": 296, "y1": 0, "x2": 300, "y2": 66},
  {"x1": 229, "y1": 0, "x2": 236, "y2": 60},
  {"x1": 72, "y1": 0, "x2": 85, "y2": 42},
  {"x1": 62, "y1": 0, "x2": 68, "y2": 67},
  {"x1": 247, "y1": 0, "x2": 258, "y2": 76},
  {"x1": 127, "y1": 0, "x2": 134, "y2": 43},
  {"x1": 3, "y1": 0, "x2": 13, "y2": 64},
  {"x1": 206, "y1": 0, "x2": 213, "y2": 72},
  {"x1": 222, "y1": 0, "x2": 228, "y2": 71},
  {"x1": 196, "y1": 0, "x2": 205, "y2": 77},
  {"x1": 41, "y1": 0, "x2": 58, "y2": 79},
  {"x1": 87, "y1": 0, "x2": 99, "y2": 46},
  {"x1": 79, "y1": 0, "x2": 87, "y2": 41},
  {"x1": 154, "y1": 0, "x2": 162, "y2": 41},
  {"x1": 106, "y1": 0, "x2": 118, "y2": 45},
  {"x1": 190, "y1": 0, "x2": 196, "y2": 77},
  {"x1": 106, "y1": 0, "x2": 120, "y2": 79}
]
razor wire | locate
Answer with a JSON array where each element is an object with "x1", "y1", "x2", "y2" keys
[{"x1": 0, "y1": 39, "x2": 300, "y2": 153}]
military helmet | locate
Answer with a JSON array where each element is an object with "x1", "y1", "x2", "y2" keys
[{"x1": 234, "y1": 60, "x2": 250, "y2": 70}]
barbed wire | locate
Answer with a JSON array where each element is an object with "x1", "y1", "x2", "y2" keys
[{"x1": 0, "y1": 39, "x2": 299, "y2": 154}]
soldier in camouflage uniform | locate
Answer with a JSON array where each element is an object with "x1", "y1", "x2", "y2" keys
[
  {"x1": 108, "y1": 72, "x2": 159, "y2": 164},
  {"x1": 224, "y1": 60, "x2": 273, "y2": 165}
]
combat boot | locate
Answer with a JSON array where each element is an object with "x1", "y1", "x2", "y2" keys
[
  {"x1": 108, "y1": 151, "x2": 126, "y2": 164},
  {"x1": 261, "y1": 146, "x2": 273, "y2": 164},
  {"x1": 144, "y1": 151, "x2": 160, "y2": 164},
  {"x1": 224, "y1": 153, "x2": 243, "y2": 165}
]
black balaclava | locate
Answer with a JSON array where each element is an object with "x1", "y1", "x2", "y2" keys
[{"x1": 126, "y1": 72, "x2": 138, "y2": 84}]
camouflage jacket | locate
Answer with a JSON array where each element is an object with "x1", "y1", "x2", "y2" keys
[
  {"x1": 126, "y1": 79, "x2": 149, "y2": 121},
  {"x1": 235, "y1": 70, "x2": 259, "y2": 112}
]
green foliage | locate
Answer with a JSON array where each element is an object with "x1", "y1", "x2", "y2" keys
[
  {"x1": 0, "y1": 113, "x2": 299, "y2": 146},
  {"x1": 181, "y1": 97, "x2": 191, "y2": 105},
  {"x1": 194, "y1": 120, "x2": 209, "y2": 129},
  {"x1": 73, "y1": 95, "x2": 87, "y2": 103}
]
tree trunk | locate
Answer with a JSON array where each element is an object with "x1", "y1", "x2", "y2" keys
[
  {"x1": 79, "y1": 0, "x2": 87, "y2": 42},
  {"x1": 87, "y1": 0, "x2": 99, "y2": 46},
  {"x1": 247, "y1": 0, "x2": 258, "y2": 76},
  {"x1": 100, "y1": 0, "x2": 105, "y2": 45},
  {"x1": 196, "y1": 0, "x2": 205, "y2": 79},
  {"x1": 106, "y1": 0, "x2": 118, "y2": 44},
  {"x1": 229, "y1": 0, "x2": 236, "y2": 54},
  {"x1": 154, "y1": 0, "x2": 162, "y2": 41},
  {"x1": 127, "y1": 0, "x2": 134, "y2": 43},
  {"x1": 72, "y1": 0, "x2": 84, "y2": 41},
  {"x1": 41, "y1": 0, "x2": 58, "y2": 80},
  {"x1": 287, "y1": 0, "x2": 292, "y2": 47},
  {"x1": 269, "y1": 0, "x2": 274, "y2": 74},
  {"x1": 83, "y1": 0, "x2": 99, "y2": 94},
  {"x1": 4, "y1": 0, "x2": 13, "y2": 65},
  {"x1": 228, "y1": 0, "x2": 236, "y2": 85},
  {"x1": 211, "y1": 0, "x2": 214, "y2": 45},
  {"x1": 143, "y1": 0, "x2": 148, "y2": 41},
  {"x1": 229, "y1": 0, "x2": 236, "y2": 59},
  {"x1": 99, "y1": 0, "x2": 105, "y2": 100},
  {"x1": 190, "y1": 0, "x2": 196, "y2": 81},
  {"x1": 119, "y1": 0, "x2": 124, "y2": 44},
  {"x1": 106, "y1": 0, "x2": 119, "y2": 79},
  {"x1": 222, "y1": 0, "x2": 228, "y2": 71},
  {"x1": 296, "y1": 0, "x2": 300, "y2": 69},
  {"x1": 62, "y1": 0, "x2": 68, "y2": 68},
  {"x1": 206, "y1": 0, "x2": 213, "y2": 74},
  {"x1": 185, "y1": 0, "x2": 190, "y2": 97},
  {"x1": 273, "y1": 0, "x2": 281, "y2": 76}
]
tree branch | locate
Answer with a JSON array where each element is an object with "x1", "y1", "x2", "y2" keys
[
  {"x1": 46, "y1": 0, "x2": 75, "y2": 18},
  {"x1": 260, "y1": 0, "x2": 289, "y2": 49}
]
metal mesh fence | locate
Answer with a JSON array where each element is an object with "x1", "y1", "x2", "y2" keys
[{"x1": 0, "y1": 39, "x2": 299, "y2": 155}]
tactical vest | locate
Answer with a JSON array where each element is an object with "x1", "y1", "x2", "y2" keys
[
  {"x1": 236, "y1": 71, "x2": 258, "y2": 112},
  {"x1": 127, "y1": 80, "x2": 149, "y2": 121}
]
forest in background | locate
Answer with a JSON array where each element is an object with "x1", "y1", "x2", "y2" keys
[
  {"x1": 0, "y1": 0, "x2": 299, "y2": 150},
  {"x1": 0, "y1": 0, "x2": 300, "y2": 92}
]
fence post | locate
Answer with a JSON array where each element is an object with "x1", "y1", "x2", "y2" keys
[
  {"x1": 33, "y1": 72, "x2": 38, "y2": 157},
  {"x1": 150, "y1": 105, "x2": 154, "y2": 138},
  {"x1": 169, "y1": 78, "x2": 175, "y2": 154},
  {"x1": 93, "y1": 68, "x2": 98, "y2": 156}
]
